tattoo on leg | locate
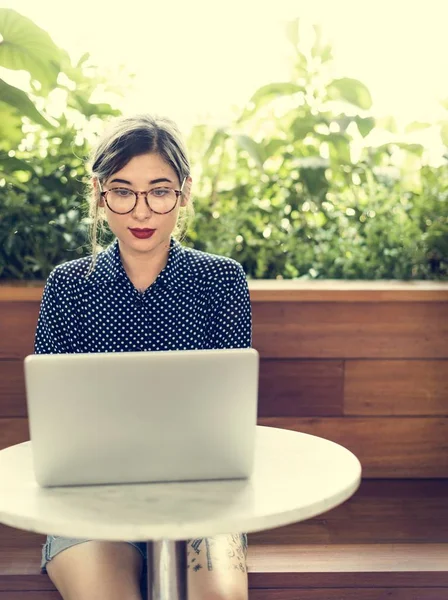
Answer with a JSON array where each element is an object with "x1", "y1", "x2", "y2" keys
[
  {"x1": 205, "y1": 537, "x2": 213, "y2": 570},
  {"x1": 190, "y1": 538, "x2": 203, "y2": 555},
  {"x1": 187, "y1": 533, "x2": 248, "y2": 573}
]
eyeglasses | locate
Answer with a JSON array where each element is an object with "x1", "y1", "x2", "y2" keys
[{"x1": 100, "y1": 178, "x2": 186, "y2": 215}]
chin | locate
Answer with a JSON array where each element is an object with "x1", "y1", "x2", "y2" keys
[{"x1": 121, "y1": 230, "x2": 170, "y2": 253}]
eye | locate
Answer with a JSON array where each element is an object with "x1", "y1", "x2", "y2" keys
[
  {"x1": 112, "y1": 188, "x2": 133, "y2": 198},
  {"x1": 150, "y1": 187, "x2": 171, "y2": 197}
]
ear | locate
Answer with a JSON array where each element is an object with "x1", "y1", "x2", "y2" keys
[
  {"x1": 180, "y1": 176, "x2": 192, "y2": 207},
  {"x1": 92, "y1": 177, "x2": 105, "y2": 207}
]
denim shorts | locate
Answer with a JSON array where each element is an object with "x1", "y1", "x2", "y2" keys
[{"x1": 41, "y1": 533, "x2": 248, "y2": 574}]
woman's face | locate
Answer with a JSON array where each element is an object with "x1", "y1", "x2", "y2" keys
[{"x1": 98, "y1": 152, "x2": 191, "y2": 258}]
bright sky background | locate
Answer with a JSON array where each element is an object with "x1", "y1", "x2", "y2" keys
[{"x1": 2, "y1": 0, "x2": 448, "y2": 136}]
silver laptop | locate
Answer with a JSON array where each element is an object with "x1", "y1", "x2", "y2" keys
[{"x1": 24, "y1": 348, "x2": 259, "y2": 487}]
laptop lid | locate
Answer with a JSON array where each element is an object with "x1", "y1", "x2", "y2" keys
[{"x1": 24, "y1": 348, "x2": 259, "y2": 487}]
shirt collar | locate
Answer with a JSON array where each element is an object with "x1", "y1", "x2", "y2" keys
[{"x1": 87, "y1": 237, "x2": 191, "y2": 290}]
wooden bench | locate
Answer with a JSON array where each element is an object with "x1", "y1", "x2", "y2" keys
[{"x1": 1, "y1": 281, "x2": 447, "y2": 599}]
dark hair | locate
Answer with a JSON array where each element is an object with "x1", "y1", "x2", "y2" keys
[{"x1": 87, "y1": 114, "x2": 194, "y2": 269}]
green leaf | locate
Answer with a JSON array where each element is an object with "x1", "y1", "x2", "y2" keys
[
  {"x1": 320, "y1": 44, "x2": 333, "y2": 63},
  {"x1": 250, "y1": 82, "x2": 303, "y2": 107},
  {"x1": 400, "y1": 152, "x2": 422, "y2": 193},
  {"x1": 234, "y1": 135, "x2": 266, "y2": 169},
  {"x1": 394, "y1": 142, "x2": 424, "y2": 157},
  {"x1": 440, "y1": 122, "x2": 448, "y2": 146},
  {"x1": 355, "y1": 116, "x2": 375, "y2": 137},
  {"x1": 204, "y1": 129, "x2": 228, "y2": 162},
  {"x1": 285, "y1": 18, "x2": 299, "y2": 49},
  {"x1": 311, "y1": 24, "x2": 333, "y2": 63},
  {"x1": 76, "y1": 52, "x2": 90, "y2": 69},
  {"x1": 0, "y1": 152, "x2": 35, "y2": 173},
  {"x1": 0, "y1": 171, "x2": 29, "y2": 191},
  {"x1": 327, "y1": 77, "x2": 372, "y2": 110},
  {"x1": 325, "y1": 133, "x2": 352, "y2": 163},
  {"x1": 311, "y1": 24, "x2": 322, "y2": 58},
  {"x1": 0, "y1": 79, "x2": 54, "y2": 127},
  {"x1": 70, "y1": 93, "x2": 120, "y2": 117},
  {"x1": 264, "y1": 139, "x2": 285, "y2": 159},
  {"x1": 376, "y1": 115, "x2": 397, "y2": 133},
  {"x1": 237, "y1": 82, "x2": 303, "y2": 122},
  {"x1": 0, "y1": 8, "x2": 63, "y2": 93},
  {"x1": 299, "y1": 163, "x2": 329, "y2": 196},
  {"x1": 0, "y1": 102, "x2": 24, "y2": 147},
  {"x1": 405, "y1": 121, "x2": 431, "y2": 133},
  {"x1": 291, "y1": 115, "x2": 318, "y2": 140}
]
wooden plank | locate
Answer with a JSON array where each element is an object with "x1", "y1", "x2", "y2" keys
[
  {"x1": 258, "y1": 417, "x2": 448, "y2": 478},
  {"x1": 249, "y1": 479, "x2": 448, "y2": 544},
  {"x1": 0, "y1": 594, "x2": 61, "y2": 599},
  {"x1": 2, "y1": 417, "x2": 448, "y2": 478},
  {"x1": 248, "y1": 590, "x2": 448, "y2": 600},
  {"x1": 0, "y1": 362, "x2": 27, "y2": 418},
  {"x1": 249, "y1": 515, "x2": 448, "y2": 546},
  {"x1": 0, "y1": 304, "x2": 39, "y2": 360},
  {"x1": 248, "y1": 542, "x2": 448, "y2": 589},
  {"x1": 2, "y1": 589, "x2": 448, "y2": 600},
  {"x1": 0, "y1": 283, "x2": 43, "y2": 303},
  {"x1": 258, "y1": 360, "x2": 343, "y2": 417},
  {"x1": 0, "y1": 420, "x2": 29, "y2": 451},
  {"x1": 252, "y1": 302, "x2": 448, "y2": 358},
  {"x1": 0, "y1": 525, "x2": 46, "y2": 549},
  {"x1": 247, "y1": 543, "x2": 448, "y2": 574},
  {"x1": 2, "y1": 300, "x2": 448, "y2": 360},
  {"x1": 249, "y1": 280, "x2": 448, "y2": 302},
  {"x1": 2, "y1": 280, "x2": 448, "y2": 302},
  {"x1": 345, "y1": 360, "x2": 448, "y2": 415}
]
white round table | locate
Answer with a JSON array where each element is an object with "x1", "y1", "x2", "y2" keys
[{"x1": 0, "y1": 426, "x2": 361, "y2": 599}]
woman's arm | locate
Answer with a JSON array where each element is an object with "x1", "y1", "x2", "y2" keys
[
  {"x1": 35, "y1": 269, "x2": 74, "y2": 354},
  {"x1": 206, "y1": 264, "x2": 252, "y2": 350}
]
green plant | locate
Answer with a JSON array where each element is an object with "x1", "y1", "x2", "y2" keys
[
  {"x1": 183, "y1": 19, "x2": 447, "y2": 280},
  {"x1": 0, "y1": 9, "x2": 122, "y2": 279},
  {"x1": 0, "y1": 13, "x2": 446, "y2": 280}
]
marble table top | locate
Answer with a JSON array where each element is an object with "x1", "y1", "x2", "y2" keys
[{"x1": 0, "y1": 426, "x2": 361, "y2": 540}]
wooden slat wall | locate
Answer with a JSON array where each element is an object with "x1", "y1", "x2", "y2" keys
[
  {"x1": 252, "y1": 302, "x2": 448, "y2": 358},
  {"x1": 0, "y1": 283, "x2": 447, "y2": 477}
]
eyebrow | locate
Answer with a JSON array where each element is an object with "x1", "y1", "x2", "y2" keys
[{"x1": 109, "y1": 177, "x2": 173, "y2": 185}]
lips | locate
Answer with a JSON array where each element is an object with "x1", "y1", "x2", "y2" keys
[{"x1": 129, "y1": 228, "x2": 156, "y2": 239}]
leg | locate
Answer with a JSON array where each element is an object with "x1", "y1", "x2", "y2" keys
[
  {"x1": 46, "y1": 540, "x2": 144, "y2": 600},
  {"x1": 186, "y1": 534, "x2": 248, "y2": 600}
]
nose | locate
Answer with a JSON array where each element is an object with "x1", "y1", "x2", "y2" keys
[{"x1": 132, "y1": 192, "x2": 154, "y2": 220}]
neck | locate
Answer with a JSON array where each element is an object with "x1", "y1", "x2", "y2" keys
[{"x1": 118, "y1": 238, "x2": 171, "y2": 290}]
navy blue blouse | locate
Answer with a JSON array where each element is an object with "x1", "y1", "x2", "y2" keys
[{"x1": 35, "y1": 237, "x2": 252, "y2": 354}]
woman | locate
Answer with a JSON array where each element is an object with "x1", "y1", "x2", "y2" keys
[{"x1": 36, "y1": 114, "x2": 251, "y2": 600}]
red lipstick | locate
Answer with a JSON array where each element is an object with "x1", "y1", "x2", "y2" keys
[{"x1": 129, "y1": 228, "x2": 156, "y2": 239}]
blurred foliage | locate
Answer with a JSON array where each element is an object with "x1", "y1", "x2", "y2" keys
[
  {"x1": 185, "y1": 20, "x2": 447, "y2": 280},
  {"x1": 0, "y1": 11, "x2": 447, "y2": 280},
  {"x1": 0, "y1": 8, "x2": 119, "y2": 278}
]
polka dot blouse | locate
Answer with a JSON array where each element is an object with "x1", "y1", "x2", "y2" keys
[{"x1": 35, "y1": 237, "x2": 252, "y2": 354}]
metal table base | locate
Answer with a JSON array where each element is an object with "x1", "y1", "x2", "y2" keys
[{"x1": 147, "y1": 540, "x2": 187, "y2": 600}]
